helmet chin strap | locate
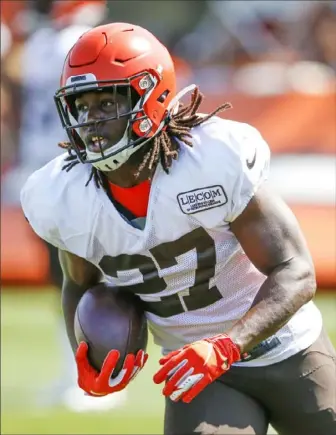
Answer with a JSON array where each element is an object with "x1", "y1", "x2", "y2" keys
[
  {"x1": 88, "y1": 84, "x2": 197, "y2": 172},
  {"x1": 86, "y1": 124, "x2": 139, "y2": 172}
]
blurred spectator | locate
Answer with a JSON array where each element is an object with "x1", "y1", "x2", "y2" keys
[
  {"x1": 2, "y1": 0, "x2": 107, "y2": 199},
  {"x1": 1, "y1": 0, "x2": 126, "y2": 412},
  {"x1": 0, "y1": 80, "x2": 16, "y2": 175},
  {"x1": 1, "y1": 21, "x2": 17, "y2": 176},
  {"x1": 104, "y1": 0, "x2": 207, "y2": 49},
  {"x1": 1, "y1": 20, "x2": 12, "y2": 58},
  {"x1": 172, "y1": 0, "x2": 336, "y2": 94},
  {"x1": 302, "y1": 2, "x2": 336, "y2": 71}
]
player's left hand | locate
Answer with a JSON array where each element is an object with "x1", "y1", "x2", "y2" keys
[{"x1": 153, "y1": 334, "x2": 241, "y2": 403}]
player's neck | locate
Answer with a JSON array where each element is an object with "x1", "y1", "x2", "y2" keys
[
  {"x1": 103, "y1": 162, "x2": 155, "y2": 188},
  {"x1": 100, "y1": 141, "x2": 158, "y2": 187}
]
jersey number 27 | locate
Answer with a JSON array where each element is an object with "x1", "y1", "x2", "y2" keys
[{"x1": 99, "y1": 227, "x2": 223, "y2": 318}]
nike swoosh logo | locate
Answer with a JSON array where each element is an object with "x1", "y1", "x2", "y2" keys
[{"x1": 246, "y1": 149, "x2": 257, "y2": 169}]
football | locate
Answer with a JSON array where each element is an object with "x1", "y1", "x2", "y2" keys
[{"x1": 74, "y1": 283, "x2": 148, "y2": 376}]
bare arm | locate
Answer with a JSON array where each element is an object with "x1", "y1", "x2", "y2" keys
[
  {"x1": 59, "y1": 249, "x2": 102, "y2": 353},
  {"x1": 227, "y1": 183, "x2": 316, "y2": 354}
]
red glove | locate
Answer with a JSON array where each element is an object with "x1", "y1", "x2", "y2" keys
[
  {"x1": 75, "y1": 342, "x2": 148, "y2": 397},
  {"x1": 153, "y1": 334, "x2": 240, "y2": 403}
]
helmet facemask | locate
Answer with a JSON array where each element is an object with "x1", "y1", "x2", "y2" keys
[{"x1": 54, "y1": 72, "x2": 165, "y2": 171}]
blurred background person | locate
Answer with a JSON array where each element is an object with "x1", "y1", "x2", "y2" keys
[
  {"x1": 172, "y1": 0, "x2": 336, "y2": 94},
  {"x1": 2, "y1": 0, "x2": 105, "y2": 201},
  {"x1": 1, "y1": 0, "x2": 127, "y2": 412},
  {"x1": 1, "y1": 21, "x2": 16, "y2": 177}
]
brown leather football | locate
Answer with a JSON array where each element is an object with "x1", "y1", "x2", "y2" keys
[{"x1": 74, "y1": 283, "x2": 148, "y2": 376}]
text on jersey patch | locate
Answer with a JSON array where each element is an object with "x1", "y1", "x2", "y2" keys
[{"x1": 177, "y1": 185, "x2": 228, "y2": 214}]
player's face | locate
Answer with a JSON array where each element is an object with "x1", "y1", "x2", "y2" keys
[{"x1": 75, "y1": 90, "x2": 131, "y2": 153}]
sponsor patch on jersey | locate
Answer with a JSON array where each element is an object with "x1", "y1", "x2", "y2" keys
[{"x1": 177, "y1": 185, "x2": 228, "y2": 214}]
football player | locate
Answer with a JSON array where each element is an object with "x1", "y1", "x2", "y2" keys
[{"x1": 21, "y1": 23, "x2": 336, "y2": 434}]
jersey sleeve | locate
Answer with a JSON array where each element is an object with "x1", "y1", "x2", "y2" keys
[
  {"x1": 20, "y1": 168, "x2": 67, "y2": 250},
  {"x1": 223, "y1": 122, "x2": 271, "y2": 222},
  {"x1": 20, "y1": 155, "x2": 101, "y2": 259}
]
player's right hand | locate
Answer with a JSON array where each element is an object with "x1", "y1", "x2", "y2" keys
[{"x1": 75, "y1": 342, "x2": 148, "y2": 396}]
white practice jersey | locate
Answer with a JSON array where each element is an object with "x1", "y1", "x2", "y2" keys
[
  {"x1": 21, "y1": 117, "x2": 322, "y2": 366},
  {"x1": 19, "y1": 24, "x2": 90, "y2": 170}
]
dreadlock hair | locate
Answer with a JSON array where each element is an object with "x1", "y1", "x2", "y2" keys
[{"x1": 58, "y1": 87, "x2": 232, "y2": 188}]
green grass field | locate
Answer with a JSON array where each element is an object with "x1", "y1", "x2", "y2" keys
[{"x1": 1, "y1": 288, "x2": 335, "y2": 435}]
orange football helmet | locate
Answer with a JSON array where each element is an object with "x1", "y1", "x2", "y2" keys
[{"x1": 54, "y1": 22, "x2": 179, "y2": 171}]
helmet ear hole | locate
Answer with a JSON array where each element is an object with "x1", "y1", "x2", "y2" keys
[{"x1": 157, "y1": 90, "x2": 170, "y2": 103}]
